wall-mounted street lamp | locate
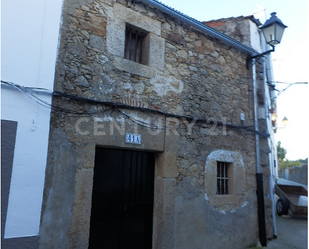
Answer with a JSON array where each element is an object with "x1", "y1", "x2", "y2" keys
[
  {"x1": 282, "y1": 116, "x2": 288, "y2": 127},
  {"x1": 247, "y1": 12, "x2": 287, "y2": 69},
  {"x1": 261, "y1": 12, "x2": 287, "y2": 45},
  {"x1": 273, "y1": 116, "x2": 288, "y2": 133},
  {"x1": 249, "y1": 12, "x2": 287, "y2": 247}
]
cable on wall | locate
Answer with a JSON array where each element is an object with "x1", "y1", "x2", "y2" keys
[{"x1": 1, "y1": 80, "x2": 269, "y2": 137}]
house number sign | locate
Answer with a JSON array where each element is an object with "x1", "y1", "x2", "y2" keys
[{"x1": 125, "y1": 132, "x2": 142, "y2": 145}]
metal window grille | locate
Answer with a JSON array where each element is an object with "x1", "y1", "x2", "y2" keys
[
  {"x1": 125, "y1": 26, "x2": 144, "y2": 64},
  {"x1": 217, "y1": 162, "x2": 229, "y2": 195}
]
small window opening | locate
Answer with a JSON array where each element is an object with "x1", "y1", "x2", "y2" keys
[
  {"x1": 124, "y1": 24, "x2": 148, "y2": 64},
  {"x1": 217, "y1": 162, "x2": 229, "y2": 195}
]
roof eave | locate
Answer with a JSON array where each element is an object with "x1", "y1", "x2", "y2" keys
[{"x1": 140, "y1": 0, "x2": 259, "y2": 56}]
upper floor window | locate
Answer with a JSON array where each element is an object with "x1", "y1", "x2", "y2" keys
[
  {"x1": 106, "y1": 3, "x2": 165, "y2": 75},
  {"x1": 124, "y1": 24, "x2": 148, "y2": 64}
]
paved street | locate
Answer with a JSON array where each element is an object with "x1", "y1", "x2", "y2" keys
[
  {"x1": 266, "y1": 212, "x2": 307, "y2": 249},
  {"x1": 265, "y1": 179, "x2": 307, "y2": 249}
]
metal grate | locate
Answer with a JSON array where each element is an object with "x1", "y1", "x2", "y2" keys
[
  {"x1": 124, "y1": 25, "x2": 144, "y2": 64},
  {"x1": 217, "y1": 161, "x2": 229, "y2": 195}
]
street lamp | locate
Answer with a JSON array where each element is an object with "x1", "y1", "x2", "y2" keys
[
  {"x1": 249, "y1": 12, "x2": 287, "y2": 247},
  {"x1": 282, "y1": 116, "x2": 288, "y2": 127},
  {"x1": 247, "y1": 12, "x2": 287, "y2": 69},
  {"x1": 261, "y1": 12, "x2": 287, "y2": 46},
  {"x1": 274, "y1": 116, "x2": 288, "y2": 133}
]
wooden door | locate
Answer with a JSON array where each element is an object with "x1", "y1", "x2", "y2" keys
[{"x1": 89, "y1": 148, "x2": 155, "y2": 249}]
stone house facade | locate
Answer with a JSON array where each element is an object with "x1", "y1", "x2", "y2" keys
[
  {"x1": 205, "y1": 14, "x2": 277, "y2": 241},
  {"x1": 39, "y1": 0, "x2": 274, "y2": 248}
]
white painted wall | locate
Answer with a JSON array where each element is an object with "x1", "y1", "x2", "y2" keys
[
  {"x1": 249, "y1": 20, "x2": 262, "y2": 53},
  {"x1": 1, "y1": 0, "x2": 63, "y2": 238}
]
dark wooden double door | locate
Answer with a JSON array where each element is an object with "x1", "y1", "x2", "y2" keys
[{"x1": 89, "y1": 148, "x2": 155, "y2": 249}]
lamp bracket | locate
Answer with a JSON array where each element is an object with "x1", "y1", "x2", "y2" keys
[{"x1": 246, "y1": 45, "x2": 275, "y2": 70}]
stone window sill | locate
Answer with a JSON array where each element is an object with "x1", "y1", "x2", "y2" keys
[{"x1": 113, "y1": 57, "x2": 156, "y2": 78}]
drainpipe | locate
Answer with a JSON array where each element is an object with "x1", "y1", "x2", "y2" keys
[
  {"x1": 263, "y1": 57, "x2": 278, "y2": 238},
  {"x1": 268, "y1": 152, "x2": 278, "y2": 238},
  {"x1": 252, "y1": 59, "x2": 267, "y2": 246}
]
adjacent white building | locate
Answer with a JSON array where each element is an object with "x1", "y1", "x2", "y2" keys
[{"x1": 1, "y1": 0, "x2": 63, "y2": 246}]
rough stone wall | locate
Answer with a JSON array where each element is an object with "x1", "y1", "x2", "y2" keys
[
  {"x1": 39, "y1": 0, "x2": 267, "y2": 248},
  {"x1": 204, "y1": 16, "x2": 252, "y2": 48},
  {"x1": 205, "y1": 16, "x2": 274, "y2": 240},
  {"x1": 278, "y1": 165, "x2": 308, "y2": 185}
]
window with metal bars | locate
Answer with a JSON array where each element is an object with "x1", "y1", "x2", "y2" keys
[
  {"x1": 124, "y1": 24, "x2": 147, "y2": 64},
  {"x1": 217, "y1": 161, "x2": 229, "y2": 195}
]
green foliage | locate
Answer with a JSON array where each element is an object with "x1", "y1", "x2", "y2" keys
[
  {"x1": 277, "y1": 141, "x2": 287, "y2": 161},
  {"x1": 276, "y1": 141, "x2": 306, "y2": 169},
  {"x1": 279, "y1": 160, "x2": 302, "y2": 169}
]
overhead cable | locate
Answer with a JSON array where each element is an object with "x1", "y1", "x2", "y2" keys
[{"x1": 1, "y1": 80, "x2": 269, "y2": 137}]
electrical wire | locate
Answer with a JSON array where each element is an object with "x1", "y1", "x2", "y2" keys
[
  {"x1": 1, "y1": 80, "x2": 269, "y2": 137},
  {"x1": 267, "y1": 81, "x2": 308, "y2": 94},
  {"x1": 2, "y1": 80, "x2": 99, "y2": 115},
  {"x1": 54, "y1": 90, "x2": 266, "y2": 136}
]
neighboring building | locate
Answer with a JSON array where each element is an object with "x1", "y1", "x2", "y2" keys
[
  {"x1": 1, "y1": 0, "x2": 63, "y2": 248},
  {"x1": 2, "y1": 0, "x2": 280, "y2": 248}
]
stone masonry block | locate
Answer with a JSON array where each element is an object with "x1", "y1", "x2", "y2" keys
[
  {"x1": 149, "y1": 33, "x2": 165, "y2": 71},
  {"x1": 106, "y1": 18, "x2": 125, "y2": 57},
  {"x1": 68, "y1": 168, "x2": 94, "y2": 248},
  {"x1": 114, "y1": 3, "x2": 161, "y2": 36},
  {"x1": 157, "y1": 152, "x2": 179, "y2": 178},
  {"x1": 113, "y1": 57, "x2": 156, "y2": 78},
  {"x1": 260, "y1": 151, "x2": 269, "y2": 166},
  {"x1": 153, "y1": 177, "x2": 176, "y2": 248}
]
